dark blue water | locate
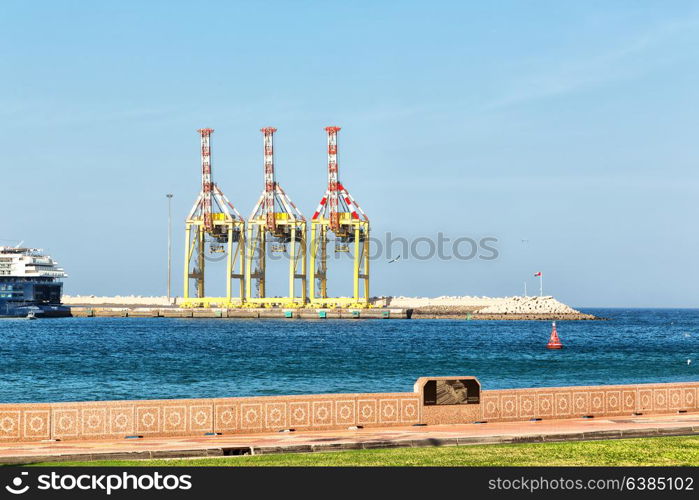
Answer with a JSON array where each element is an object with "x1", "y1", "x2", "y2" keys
[{"x1": 0, "y1": 309, "x2": 697, "y2": 403}]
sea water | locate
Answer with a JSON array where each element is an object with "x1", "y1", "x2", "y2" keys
[{"x1": 0, "y1": 309, "x2": 697, "y2": 403}]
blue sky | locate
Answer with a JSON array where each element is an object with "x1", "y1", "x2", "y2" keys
[{"x1": 1, "y1": 1, "x2": 698, "y2": 307}]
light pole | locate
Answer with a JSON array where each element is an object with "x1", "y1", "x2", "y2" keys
[
  {"x1": 534, "y1": 271, "x2": 543, "y2": 297},
  {"x1": 166, "y1": 193, "x2": 174, "y2": 304}
]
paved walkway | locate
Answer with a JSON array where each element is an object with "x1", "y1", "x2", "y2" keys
[{"x1": 1, "y1": 413, "x2": 697, "y2": 464}]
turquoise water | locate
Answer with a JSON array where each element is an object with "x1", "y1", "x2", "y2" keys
[{"x1": 0, "y1": 309, "x2": 697, "y2": 403}]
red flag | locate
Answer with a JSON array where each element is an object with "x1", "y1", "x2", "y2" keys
[{"x1": 534, "y1": 272, "x2": 542, "y2": 277}]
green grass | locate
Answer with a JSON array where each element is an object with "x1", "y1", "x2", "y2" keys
[{"x1": 30, "y1": 436, "x2": 699, "y2": 467}]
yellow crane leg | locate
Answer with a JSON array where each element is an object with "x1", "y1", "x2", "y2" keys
[
  {"x1": 226, "y1": 225, "x2": 233, "y2": 301},
  {"x1": 197, "y1": 226, "x2": 205, "y2": 297},
  {"x1": 239, "y1": 229, "x2": 245, "y2": 299},
  {"x1": 364, "y1": 224, "x2": 370, "y2": 302},
  {"x1": 244, "y1": 224, "x2": 252, "y2": 300},
  {"x1": 309, "y1": 223, "x2": 316, "y2": 302},
  {"x1": 320, "y1": 225, "x2": 327, "y2": 298},
  {"x1": 183, "y1": 224, "x2": 191, "y2": 299},
  {"x1": 353, "y1": 225, "x2": 360, "y2": 301},
  {"x1": 289, "y1": 226, "x2": 296, "y2": 299},
  {"x1": 301, "y1": 228, "x2": 307, "y2": 303},
  {"x1": 259, "y1": 229, "x2": 266, "y2": 298}
]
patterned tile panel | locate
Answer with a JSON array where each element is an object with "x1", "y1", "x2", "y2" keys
[
  {"x1": 311, "y1": 401, "x2": 333, "y2": 427},
  {"x1": 554, "y1": 392, "x2": 572, "y2": 417},
  {"x1": 622, "y1": 391, "x2": 636, "y2": 412},
  {"x1": 479, "y1": 382, "x2": 699, "y2": 422},
  {"x1": 240, "y1": 403, "x2": 263, "y2": 430},
  {"x1": 590, "y1": 391, "x2": 605, "y2": 414},
  {"x1": 135, "y1": 406, "x2": 161, "y2": 435},
  {"x1": 52, "y1": 409, "x2": 79, "y2": 439},
  {"x1": 638, "y1": 389, "x2": 653, "y2": 412},
  {"x1": 572, "y1": 392, "x2": 590, "y2": 415},
  {"x1": 400, "y1": 398, "x2": 419, "y2": 423},
  {"x1": 335, "y1": 400, "x2": 356, "y2": 426},
  {"x1": 163, "y1": 406, "x2": 187, "y2": 433},
  {"x1": 81, "y1": 408, "x2": 107, "y2": 436},
  {"x1": 214, "y1": 404, "x2": 238, "y2": 432},
  {"x1": 537, "y1": 393, "x2": 554, "y2": 417},
  {"x1": 264, "y1": 403, "x2": 286, "y2": 430},
  {"x1": 288, "y1": 402, "x2": 310, "y2": 428},
  {"x1": 23, "y1": 410, "x2": 50, "y2": 440},
  {"x1": 482, "y1": 395, "x2": 500, "y2": 420},
  {"x1": 669, "y1": 388, "x2": 683, "y2": 410},
  {"x1": 682, "y1": 387, "x2": 696, "y2": 409},
  {"x1": 357, "y1": 399, "x2": 378, "y2": 425},
  {"x1": 653, "y1": 389, "x2": 669, "y2": 412},
  {"x1": 0, "y1": 411, "x2": 21, "y2": 439},
  {"x1": 500, "y1": 394, "x2": 518, "y2": 419},
  {"x1": 605, "y1": 391, "x2": 622, "y2": 414},
  {"x1": 189, "y1": 405, "x2": 213, "y2": 432},
  {"x1": 379, "y1": 399, "x2": 400, "y2": 424}
]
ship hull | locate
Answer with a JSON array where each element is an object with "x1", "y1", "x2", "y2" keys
[{"x1": 0, "y1": 303, "x2": 71, "y2": 318}]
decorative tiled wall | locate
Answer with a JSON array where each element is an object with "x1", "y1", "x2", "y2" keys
[
  {"x1": 0, "y1": 381, "x2": 697, "y2": 443},
  {"x1": 480, "y1": 382, "x2": 699, "y2": 422},
  {"x1": 0, "y1": 393, "x2": 421, "y2": 443}
]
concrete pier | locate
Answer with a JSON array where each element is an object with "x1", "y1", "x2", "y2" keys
[
  {"x1": 62, "y1": 295, "x2": 599, "y2": 320},
  {"x1": 67, "y1": 307, "x2": 412, "y2": 319}
]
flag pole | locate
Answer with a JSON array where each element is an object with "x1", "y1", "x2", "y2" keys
[
  {"x1": 524, "y1": 281, "x2": 527, "y2": 297},
  {"x1": 539, "y1": 274, "x2": 543, "y2": 297}
]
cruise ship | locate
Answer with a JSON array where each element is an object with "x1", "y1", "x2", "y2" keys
[{"x1": 0, "y1": 246, "x2": 70, "y2": 317}]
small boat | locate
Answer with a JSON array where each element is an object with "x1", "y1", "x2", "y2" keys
[{"x1": 26, "y1": 311, "x2": 37, "y2": 320}]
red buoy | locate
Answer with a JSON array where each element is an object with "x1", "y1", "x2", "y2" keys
[{"x1": 547, "y1": 321, "x2": 563, "y2": 349}]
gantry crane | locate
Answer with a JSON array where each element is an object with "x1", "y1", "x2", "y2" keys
[
  {"x1": 309, "y1": 127, "x2": 370, "y2": 307},
  {"x1": 245, "y1": 127, "x2": 307, "y2": 307},
  {"x1": 182, "y1": 128, "x2": 245, "y2": 307}
]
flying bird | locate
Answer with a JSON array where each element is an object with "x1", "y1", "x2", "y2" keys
[{"x1": 388, "y1": 256, "x2": 401, "y2": 264}]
